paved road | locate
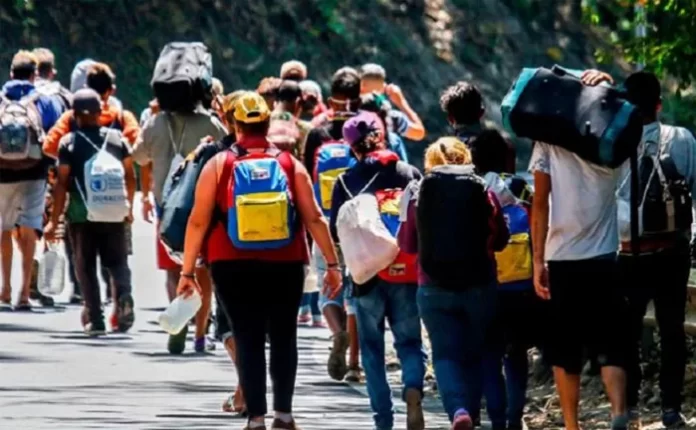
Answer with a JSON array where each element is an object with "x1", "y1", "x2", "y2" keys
[{"x1": 1, "y1": 198, "x2": 455, "y2": 430}]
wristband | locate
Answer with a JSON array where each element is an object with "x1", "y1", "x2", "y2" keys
[
  {"x1": 327, "y1": 263, "x2": 339, "y2": 269},
  {"x1": 180, "y1": 272, "x2": 196, "y2": 279}
]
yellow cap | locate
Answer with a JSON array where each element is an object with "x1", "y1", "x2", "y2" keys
[
  {"x1": 233, "y1": 91, "x2": 270, "y2": 123},
  {"x1": 221, "y1": 90, "x2": 247, "y2": 114}
]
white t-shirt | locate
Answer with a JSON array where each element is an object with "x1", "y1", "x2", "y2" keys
[{"x1": 529, "y1": 142, "x2": 619, "y2": 261}]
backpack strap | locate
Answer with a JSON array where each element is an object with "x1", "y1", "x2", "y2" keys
[{"x1": 338, "y1": 172, "x2": 379, "y2": 199}]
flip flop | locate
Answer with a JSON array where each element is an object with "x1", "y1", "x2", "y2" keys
[
  {"x1": 222, "y1": 393, "x2": 247, "y2": 417},
  {"x1": 14, "y1": 301, "x2": 33, "y2": 312}
]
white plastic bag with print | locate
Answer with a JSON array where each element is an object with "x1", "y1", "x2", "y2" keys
[
  {"x1": 335, "y1": 173, "x2": 399, "y2": 285},
  {"x1": 38, "y1": 243, "x2": 66, "y2": 296}
]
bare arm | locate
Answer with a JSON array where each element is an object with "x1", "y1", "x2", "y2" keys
[
  {"x1": 386, "y1": 84, "x2": 426, "y2": 141},
  {"x1": 140, "y1": 162, "x2": 153, "y2": 198},
  {"x1": 531, "y1": 171, "x2": 550, "y2": 265},
  {"x1": 123, "y1": 156, "x2": 136, "y2": 220},
  {"x1": 180, "y1": 154, "x2": 219, "y2": 275},
  {"x1": 50, "y1": 165, "x2": 70, "y2": 226},
  {"x1": 293, "y1": 159, "x2": 339, "y2": 266}
]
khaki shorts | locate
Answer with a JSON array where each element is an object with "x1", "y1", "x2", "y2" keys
[{"x1": 0, "y1": 180, "x2": 46, "y2": 232}]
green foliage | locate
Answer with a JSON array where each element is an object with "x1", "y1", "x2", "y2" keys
[{"x1": 584, "y1": 0, "x2": 696, "y2": 86}]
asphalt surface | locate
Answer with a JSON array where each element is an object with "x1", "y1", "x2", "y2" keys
[{"x1": 0, "y1": 197, "x2": 456, "y2": 430}]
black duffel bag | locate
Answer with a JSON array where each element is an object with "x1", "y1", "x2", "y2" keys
[
  {"x1": 151, "y1": 42, "x2": 213, "y2": 113},
  {"x1": 501, "y1": 65, "x2": 642, "y2": 168}
]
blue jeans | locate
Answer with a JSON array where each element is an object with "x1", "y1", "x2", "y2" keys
[
  {"x1": 299, "y1": 292, "x2": 321, "y2": 317},
  {"x1": 417, "y1": 283, "x2": 497, "y2": 422},
  {"x1": 314, "y1": 243, "x2": 355, "y2": 315},
  {"x1": 356, "y1": 281, "x2": 426, "y2": 430}
]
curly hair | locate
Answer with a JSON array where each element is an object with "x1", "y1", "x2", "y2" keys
[
  {"x1": 440, "y1": 81, "x2": 483, "y2": 126},
  {"x1": 424, "y1": 137, "x2": 472, "y2": 172}
]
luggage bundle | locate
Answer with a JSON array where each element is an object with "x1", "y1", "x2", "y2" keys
[
  {"x1": 151, "y1": 42, "x2": 213, "y2": 113},
  {"x1": 501, "y1": 65, "x2": 642, "y2": 168}
]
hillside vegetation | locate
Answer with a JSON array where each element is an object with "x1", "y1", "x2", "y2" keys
[{"x1": 1, "y1": 0, "x2": 622, "y2": 166}]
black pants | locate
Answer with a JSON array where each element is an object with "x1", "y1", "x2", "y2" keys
[
  {"x1": 619, "y1": 240, "x2": 690, "y2": 411},
  {"x1": 65, "y1": 225, "x2": 111, "y2": 297},
  {"x1": 212, "y1": 260, "x2": 305, "y2": 418},
  {"x1": 546, "y1": 256, "x2": 629, "y2": 374},
  {"x1": 69, "y1": 222, "x2": 132, "y2": 323}
]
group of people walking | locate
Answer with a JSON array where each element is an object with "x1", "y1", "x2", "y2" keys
[{"x1": 1, "y1": 45, "x2": 695, "y2": 430}]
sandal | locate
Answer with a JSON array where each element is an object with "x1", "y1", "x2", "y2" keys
[
  {"x1": 14, "y1": 301, "x2": 33, "y2": 312},
  {"x1": 0, "y1": 301, "x2": 13, "y2": 312},
  {"x1": 222, "y1": 392, "x2": 247, "y2": 416}
]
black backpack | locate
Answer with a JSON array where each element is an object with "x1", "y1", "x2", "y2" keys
[
  {"x1": 151, "y1": 42, "x2": 213, "y2": 113},
  {"x1": 416, "y1": 165, "x2": 493, "y2": 290},
  {"x1": 501, "y1": 65, "x2": 643, "y2": 169},
  {"x1": 621, "y1": 125, "x2": 692, "y2": 239}
]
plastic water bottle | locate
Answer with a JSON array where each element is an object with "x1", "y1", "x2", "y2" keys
[
  {"x1": 38, "y1": 244, "x2": 66, "y2": 296},
  {"x1": 159, "y1": 290, "x2": 202, "y2": 335}
]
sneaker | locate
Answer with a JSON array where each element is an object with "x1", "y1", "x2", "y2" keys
[
  {"x1": 611, "y1": 413, "x2": 630, "y2": 430},
  {"x1": 405, "y1": 388, "x2": 425, "y2": 430},
  {"x1": 452, "y1": 409, "x2": 473, "y2": 430},
  {"x1": 297, "y1": 314, "x2": 311, "y2": 324},
  {"x1": 243, "y1": 424, "x2": 267, "y2": 430},
  {"x1": 115, "y1": 294, "x2": 135, "y2": 333},
  {"x1": 109, "y1": 313, "x2": 119, "y2": 332},
  {"x1": 194, "y1": 336, "x2": 216, "y2": 353},
  {"x1": 344, "y1": 366, "x2": 363, "y2": 383},
  {"x1": 270, "y1": 418, "x2": 300, "y2": 430},
  {"x1": 84, "y1": 319, "x2": 106, "y2": 337},
  {"x1": 662, "y1": 409, "x2": 687, "y2": 429},
  {"x1": 167, "y1": 324, "x2": 188, "y2": 355},
  {"x1": 327, "y1": 331, "x2": 349, "y2": 381}
]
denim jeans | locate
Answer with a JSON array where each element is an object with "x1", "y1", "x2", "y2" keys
[
  {"x1": 417, "y1": 283, "x2": 497, "y2": 422},
  {"x1": 474, "y1": 289, "x2": 542, "y2": 428},
  {"x1": 355, "y1": 280, "x2": 426, "y2": 430},
  {"x1": 314, "y1": 243, "x2": 355, "y2": 315},
  {"x1": 299, "y1": 291, "x2": 321, "y2": 316}
]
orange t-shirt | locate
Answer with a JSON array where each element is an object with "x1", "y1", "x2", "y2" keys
[{"x1": 43, "y1": 102, "x2": 140, "y2": 158}]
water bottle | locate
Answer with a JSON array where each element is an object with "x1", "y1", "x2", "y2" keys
[
  {"x1": 158, "y1": 290, "x2": 202, "y2": 335},
  {"x1": 38, "y1": 243, "x2": 66, "y2": 296}
]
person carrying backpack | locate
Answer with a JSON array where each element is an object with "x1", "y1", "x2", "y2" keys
[
  {"x1": 268, "y1": 80, "x2": 312, "y2": 159},
  {"x1": 0, "y1": 50, "x2": 64, "y2": 311},
  {"x1": 32, "y1": 48, "x2": 73, "y2": 112},
  {"x1": 466, "y1": 130, "x2": 540, "y2": 430},
  {"x1": 44, "y1": 89, "x2": 136, "y2": 336},
  {"x1": 397, "y1": 137, "x2": 509, "y2": 430},
  {"x1": 360, "y1": 92, "x2": 410, "y2": 162},
  {"x1": 304, "y1": 67, "x2": 363, "y2": 382},
  {"x1": 583, "y1": 69, "x2": 696, "y2": 429},
  {"x1": 330, "y1": 111, "x2": 425, "y2": 430},
  {"x1": 175, "y1": 91, "x2": 341, "y2": 430},
  {"x1": 440, "y1": 81, "x2": 516, "y2": 174}
]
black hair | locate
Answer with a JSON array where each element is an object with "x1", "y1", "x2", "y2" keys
[
  {"x1": 331, "y1": 69, "x2": 361, "y2": 100},
  {"x1": 276, "y1": 80, "x2": 302, "y2": 104},
  {"x1": 360, "y1": 92, "x2": 391, "y2": 141},
  {"x1": 468, "y1": 129, "x2": 510, "y2": 174},
  {"x1": 624, "y1": 71, "x2": 661, "y2": 118},
  {"x1": 440, "y1": 81, "x2": 484, "y2": 126},
  {"x1": 86, "y1": 63, "x2": 115, "y2": 96}
]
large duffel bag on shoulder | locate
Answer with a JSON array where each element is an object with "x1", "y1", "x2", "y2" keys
[
  {"x1": 501, "y1": 65, "x2": 642, "y2": 168},
  {"x1": 151, "y1": 42, "x2": 213, "y2": 113}
]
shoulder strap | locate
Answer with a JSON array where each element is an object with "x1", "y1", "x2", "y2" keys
[
  {"x1": 338, "y1": 172, "x2": 379, "y2": 199},
  {"x1": 657, "y1": 124, "x2": 683, "y2": 180},
  {"x1": 166, "y1": 113, "x2": 187, "y2": 155}
]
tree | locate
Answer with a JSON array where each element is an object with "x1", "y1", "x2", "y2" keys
[{"x1": 583, "y1": 0, "x2": 696, "y2": 87}]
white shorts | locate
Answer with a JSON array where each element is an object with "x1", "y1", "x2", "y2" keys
[{"x1": 0, "y1": 180, "x2": 46, "y2": 232}]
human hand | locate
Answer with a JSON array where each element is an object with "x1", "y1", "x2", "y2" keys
[
  {"x1": 142, "y1": 197, "x2": 154, "y2": 223},
  {"x1": 385, "y1": 83, "x2": 405, "y2": 107},
  {"x1": 321, "y1": 267, "x2": 343, "y2": 299},
  {"x1": 533, "y1": 263, "x2": 551, "y2": 300},
  {"x1": 580, "y1": 69, "x2": 614, "y2": 86},
  {"x1": 176, "y1": 275, "x2": 201, "y2": 298},
  {"x1": 44, "y1": 221, "x2": 57, "y2": 242}
]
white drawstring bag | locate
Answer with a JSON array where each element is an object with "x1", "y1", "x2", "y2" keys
[
  {"x1": 74, "y1": 130, "x2": 129, "y2": 222},
  {"x1": 38, "y1": 243, "x2": 66, "y2": 296},
  {"x1": 335, "y1": 173, "x2": 399, "y2": 285}
]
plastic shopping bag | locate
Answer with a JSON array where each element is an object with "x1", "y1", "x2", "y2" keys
[{"x1": 38, "y1": 243, "x2": 66, "y2": 296}]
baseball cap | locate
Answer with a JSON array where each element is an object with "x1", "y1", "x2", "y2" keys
[
  {"x1": 299, "y1": 80, "x2": 322, "y2": 101},
  {"x1": 221, "y1": 90, "x2": 248, "y2": 114},
  {"x1": 342, "y1": 111, "x2": 384, "y2": 147},
  {"x1": 233, "y1": 91, "x2": 271, "y2": 123},
  {"x1": 72, "y1": 88, "x2": 102, "y2": 115}
]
